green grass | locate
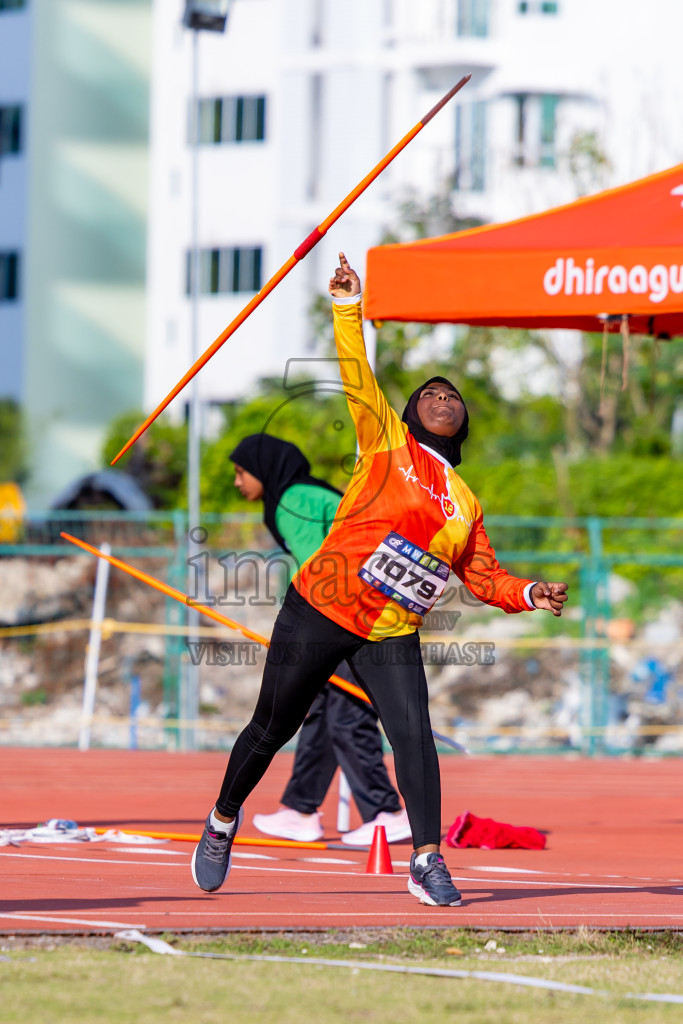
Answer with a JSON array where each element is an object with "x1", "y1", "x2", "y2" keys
[
  {"x1": 174, "y1": 926, "x2": 683, "y2": 959},
  {"x1": 2, "y1": 929, "x2": 683, "y2": 1023}
]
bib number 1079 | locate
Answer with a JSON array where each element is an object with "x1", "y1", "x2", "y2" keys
[
  {"x1": 371, "y1": 552, "x2": 437, "y2": 603},
  {"x1": 358, "y1": 532, "x2": 449, "y2": 616}
]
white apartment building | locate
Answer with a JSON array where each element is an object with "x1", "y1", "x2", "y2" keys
[
  {"x1": 144, "y1": 0, "x2": 683, "y2": 426},
  {"x1": 0, "y1": 0, "x2": 151, "y2": 506},
  {"x1": 2, "y1": 0, "x2": 681, "y2": 503},
  {"x1": 0, "y1": 0, "x2": 30, "y2": 402}
]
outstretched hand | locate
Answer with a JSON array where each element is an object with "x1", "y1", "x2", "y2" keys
[
  {"x1": 531, "y1": 582, "x2": 569, "y2": 616},
  {"x1": 329, "y1": 252, "x2": 361, "y2": 298}
]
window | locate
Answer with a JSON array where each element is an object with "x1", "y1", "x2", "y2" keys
[
  {"x1": 512, "y1": 93, "x2": 558, "y2": 168},
  {"x1": 0, "y1": 252, "x2": 19, "y2": 302},
  {"x1": 513, "y1": 94, "x2": 527, "y2": 166},
  {"x1": 0, "y1": 0, "x2": 27, "y2": 10},
  {"x1": 191, "y1": 95, "x2": 266, "y2": 145},
  {"x1": 186, "y1": 246, "x2": 262, "y2": 295},
  {"x1": 457, "y1": 0, "x2": 488, "y2": 37},
  {"x1": 539, "y1": 94, "x2": 559, "y2": 167},
  {"x1": 518, "y1": 1, "x2": 559, "y2": 13},
  {"x1": 0, "y1": 105, "x2": 23, "y2": 155},
  {"x1": 455, "y1": 102, "x2": 487, "y2": 191}
]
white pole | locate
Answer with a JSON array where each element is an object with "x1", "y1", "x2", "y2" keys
[
  {"x1": 185, "y1": 26, "x2": 201, "y2": 752},
  {"x1": 78, "y1": 542, "x2": 111, "y2": 751},
  {"x1": 336, "y1": 770, "x2": 352, "y2": 833}
]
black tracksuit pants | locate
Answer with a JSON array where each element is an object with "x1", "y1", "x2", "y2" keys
[
  {"x1": 280, "y1": 672, "x2": 402, "y2": 821},
  {"x1": 216, "y1": 584, "x2": 441, "y2": 848}
]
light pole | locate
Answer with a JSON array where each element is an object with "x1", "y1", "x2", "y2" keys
[
  {"x1": 183, "y1": 0, "x2": 232, "y2": 750},
  {"x1": 183, "y1": 0, "x2": 231, "y2": 32}
]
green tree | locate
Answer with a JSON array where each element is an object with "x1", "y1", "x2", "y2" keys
[
  {"x1": 576, "y1": 331, "x2": 681, "y2": 457},
  {"x1": 564, "y1": 129, "x2": 611, "y2": 197},
  {"x1": 500, "y1": 325, "x2": 682, "y2": 458},
  {"x1": 0, "y1": 399, "x2": 27, "y2": 484},
  {"x1": 101, "y1": 411, "x2": 188, "y2": 508},
  {"x1": 201, "y1": 381, "x2": 354, "y2": 513},
  {"x1": 102, "y1": 177, "x2": 681, "y2": 518},
  {"x1": 384, "y1": 177, "x2": 485, "y2": 243}
]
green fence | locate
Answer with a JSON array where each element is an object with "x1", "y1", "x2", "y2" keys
[
  {"x1": 0, "y1": 512, "x2": 681, "y2": 754},
  {"x1": 484, "y1": 515, "x2": 683, "y2": 755}
]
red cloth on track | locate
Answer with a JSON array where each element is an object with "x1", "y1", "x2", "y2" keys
[{"x1": 445, "y1": 810, "x2": 546, "y2": 850}]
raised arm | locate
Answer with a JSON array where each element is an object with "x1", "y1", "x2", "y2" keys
[{"x1": 328, "y1": 253, "x2": 406, "y2": 455}]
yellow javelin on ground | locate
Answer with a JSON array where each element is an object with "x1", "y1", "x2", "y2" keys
[{"x1": 91, "y1": 826, "x2": 354, "y2": 852}]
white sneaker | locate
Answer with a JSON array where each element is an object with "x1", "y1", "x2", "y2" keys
[
  {"x1": 341, "y1": 809, "x2": 412, "y2": 846},
  {"x1": 252, "y1": 807, "x2": 323, "y2": 842}
]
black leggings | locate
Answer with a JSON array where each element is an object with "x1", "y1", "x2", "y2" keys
[
  {"x1": 216, "y1": 585, "x2": 441, "y2": 847},
  {"x1": 281, "y1": 680, "x2": 402, "y2": 820}
]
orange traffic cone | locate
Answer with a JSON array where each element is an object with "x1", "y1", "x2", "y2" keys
[{"x1": 365, "y1": 824, "x2": 393, "y2": 874}]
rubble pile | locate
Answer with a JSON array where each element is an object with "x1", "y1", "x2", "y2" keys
[{"x1": 0, "y1": 556, "x2": 680, "y2": 753}]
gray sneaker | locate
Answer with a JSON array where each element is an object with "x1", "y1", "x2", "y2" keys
[
  {"x1": 408, "y1": 852, "x2": 462, "y2": 907},
  {"x1": 191, "y1": 808, "x2": 244, "y2": 892}
]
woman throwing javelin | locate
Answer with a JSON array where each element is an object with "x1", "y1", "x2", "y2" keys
[
  {"x1": 192, "y1": 253, "x2": 568, "y2": 907},
  {"x1": 229, "y1": 432, "x2": 410, "y2": 846}
]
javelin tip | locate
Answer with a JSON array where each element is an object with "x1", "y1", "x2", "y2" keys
[
  {"x1": 421, "y1": 74, "x2": 472, "y2": 126},
  {"x1": 111, "y1": 425, "x2": 145, "y2": 464}
]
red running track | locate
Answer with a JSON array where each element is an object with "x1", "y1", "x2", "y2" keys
[{"x1": 1, "y1": 748, "x2": 681, "y2": 933}]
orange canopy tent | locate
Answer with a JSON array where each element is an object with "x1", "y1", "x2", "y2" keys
[{"x1": 364, "y1": 163, "x2": 683, "y2": 338}]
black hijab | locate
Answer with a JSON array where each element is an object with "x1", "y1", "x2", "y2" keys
[
  {"x1": 229, "y1": 434, "x2": 340, "y2": 550},
  {"x1": 401, "y1": 376, "x2": 469, "y2": 467}
]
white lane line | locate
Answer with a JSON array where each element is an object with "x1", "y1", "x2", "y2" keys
[
  {"x1": 0, "y1": 851, "x2": 377, "y2": 877},
  {"x1": 467, "y1": 866, "x2": 544, "y2": 874},
  {"x1": 114, "y1": 848, "x2": 185, "y2": 856},
  {"x1": 5, "y1": 909, "x2": 674, "y2": 925},
  {"x1": 232, "y1": 852, "x2": 278, "y2": 861},
  {"x1": 3, "y1": 852, "x2": 674, "y2": 889},
  {"x1": 461, "y1": 866, "x2": 683, "y2": 884},
  {"x1": 87, "y1": 917, "x2": 683, "y2": 925},
  {"x1": 220, "y1": 864, "x2": 380, "y2": 877},
  {"x1": 0, "y1": 852, "x2": 188, "y2": 867},
  {"x1": 3, "y1": 849, "x2": 306, "y2": 865},
  {"x1": 396, "y1": 863, "x2": 648, "y2": 885},
  {"x1": 301, "y1": 857, "x2": 358, "y2": 865},
  {"x1": 0, "y1": 913, "x2": 144, "y2": 928},
  {"x1": 450, "y1": 876, "x2": 642, "y2": 890}
]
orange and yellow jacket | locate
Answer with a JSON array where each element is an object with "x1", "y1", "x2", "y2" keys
[{"x1": 293, "y1": 297, "x2": 534, "y2": 640}]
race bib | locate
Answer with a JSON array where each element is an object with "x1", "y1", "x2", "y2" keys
[{"x1": 358, "y1": 532, "x2": 450, "y2": 616}]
